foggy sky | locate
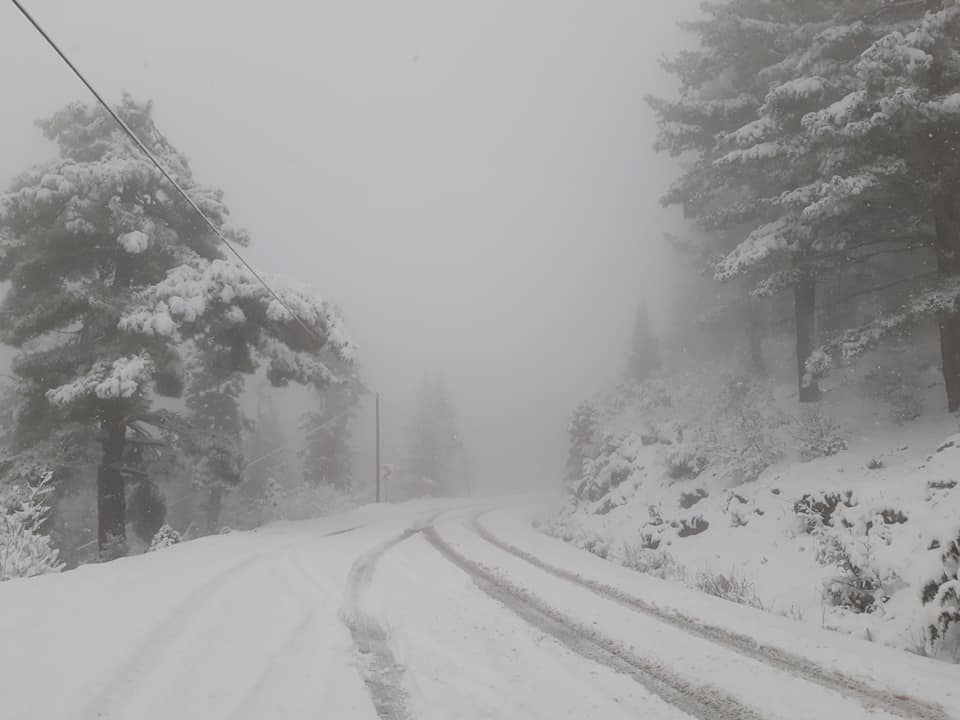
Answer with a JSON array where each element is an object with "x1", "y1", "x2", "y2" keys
[{"x1": 0, "y1": 0, "x2": 696, "y2": 489}]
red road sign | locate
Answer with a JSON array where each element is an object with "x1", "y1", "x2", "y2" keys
[{"x1": 381, "y1": 464, "x2": 394, "y2": 481}]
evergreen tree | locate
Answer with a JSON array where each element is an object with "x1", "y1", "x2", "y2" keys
[
  {"x1": 0, "y1": 97, "x2": 354, "y2": 557},
  {"x1": 799, "y1": 3, "x2": 960, "y2": 409},
  {"x1": 565, "y1": 401, "x2": 599, "y2": 487},
  {"x1": 301, "y1": 373, "x2": 359, "y2": 491},
  {"x1": 649, "y1": 1, "x2": 938, "y2": 402},
  {"x1": 183, "y1": 341, "x2": 246, "y2": 534},
  {"x1": 626, "y1": 304, "x2": 660, "y2": 383},
  {"x1": 408, "y1": 376, "x2": 463, "y2": 496}
]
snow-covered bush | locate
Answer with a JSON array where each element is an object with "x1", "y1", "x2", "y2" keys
[
  {"x1": 922, "y1": 528, "x2": 960, "y2": 660},
  {"x1": 666, "y1": 445, "x2": 708, "y2": 480},
  {"x1": 794, "y1": 491, "x2": 856, "y2": 533},
  {"x1": 0, "y1": 470, "x2": 64, "y2": 581},
  {"x1": 700, "y1": 376, "x2": 786, "y2": 485},
  {"x1": 793, "y1": 407, "x2": 848, "y2": 461},
  {"x1": 817, "y1": 513, "x2": 901, "y2": 615},
  {"x1": 694, "y1": 568, "x2": 763, "y2": 609},
  {"x1": 620, "y1": 542, "x2": 685, "y2": 581},
  {"x1": 148, "y1": 524, "x2": 182, "y2": 552}
]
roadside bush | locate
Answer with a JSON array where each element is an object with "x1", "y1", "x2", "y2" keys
[
  {"x1": 148, "y1": 524, "x2": 182, "y2": 552},
  {"x1": 922, "y1": 528, "x2": 960, "y2": 660},
  {"x1": 0, "y1": 469, "x2": 64, "y2": 581},
  {"x1": 620, "y1": 542, "x2": 686, "y2": 581},
  {"x1": 695, "y1": 568, "x2": 764, "y2": 609}
]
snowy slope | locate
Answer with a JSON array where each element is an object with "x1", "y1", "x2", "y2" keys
[{"x1": 549, "y1": 374, "x2": 960, "y2": 661}]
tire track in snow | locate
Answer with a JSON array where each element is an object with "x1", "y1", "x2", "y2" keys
[
  {"x1": 423, "y1": 524, "x2": 766, "y2": 720},
  {"x1": 470, "y1": 512, "x2": 951, "y2": 720},
  {"x1": 80, "y1": 524, "x2": 361, "y2": 720},
  {"x1": 342, "y1": 529, "x2": 419, "y2": 720}
]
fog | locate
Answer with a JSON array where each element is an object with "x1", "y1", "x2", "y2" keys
[{"x1": 0, "y1": 0, "x2": 696, "y2": 491}]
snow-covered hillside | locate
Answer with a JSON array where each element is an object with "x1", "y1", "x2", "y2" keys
[{"x1": 547, "y1": 369, "x2": 960, "y2": 662}]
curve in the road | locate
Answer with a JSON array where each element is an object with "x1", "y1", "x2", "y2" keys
[
  {"x1": 470, "y1": 512, "x2": 951, "y2": 720},
  {"x1": 423, "y1": 523, "x2": 767, "y2": 720}
]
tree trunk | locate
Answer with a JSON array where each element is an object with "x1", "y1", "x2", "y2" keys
[
  {"x1": 794, "y1": 274, "x2": 820, "y2": 403},
  {"x1": 934, "y1": 185, "x2": 960, "y2": 411},
  {"x1": 746, "y1": 300, "x2": 767, "y2": 377},
  {"x1": 205, "y1": 484, "x2": 224, "y2": 534},
  {"x1": 97, "y1": 403, "x2": 127, "y2": 559}
]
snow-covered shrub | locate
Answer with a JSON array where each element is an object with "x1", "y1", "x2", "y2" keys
[
  {"x1": 677, "y1": 515, "x2": 710, "y2": 537},
  {"x1": 793, "y1": 407, "x2": 848, "y2": 461},
  {"x1": 794, "y1": 491, "x2": 856, "y2": 533},
  {"x1": 148, "y1": 524, "x2": 182, "y2": 552},
  {"x1": 700, "y1": 376, "x2": 786, "y2": 485},
  {"x1": 0, "y1": 470, "x2": 64, "y2": 581},
  {"x1": 817, "y1": 513, "x2": 900, "y2": 615},
  {"x1": 679, "y1": 488, "x2": 708, "y2": 509},
  {"x1": 922, "y1": 528, "x2": 960, "y2": 660},
  {"x1": 572, "y1": 434, "x2": 639, "y2": 503},
  {"x1": 580, "y1": 531, "x2": 611, "y2": 559},
  {"x1": 620, "y1": 543, "x2": 685, "y2": 580},
  {"x1": 861, "y1": 364, "x2": 922, "y2": 425},
  {"x1": 695, "y1": 568, "x2": 763, "y2": 609},
  {"x1": 722, "y1": 491, "x2": 752, "y2": 528},
  {"x1": 666, "y1": 445, "x2": 708, "y2": 480}
]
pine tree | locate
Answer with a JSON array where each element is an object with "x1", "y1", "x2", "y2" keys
[
  {"x1": 301, "y1": 372, "x2": 359, "y2": 491},
  {"x1": 408, "y1": 376, "x2": 463, "y2": 496},
  {"x1": 649, "y1": 1, "x2": 935, "y2": 402},
  {"x1": 183, "y1": 344, "x2": 246, "y2": 534},
  {"x1": 799, "y1": 3, "x2": 960, "y2": 409},
  {"x1": 626, "y1": 304, "x2": 660, "y2": 383},
  {"x1": 0, "y1": 97, "x2": 354, "y2": 557},
  {"x1": 565, "y1": 401, "x2": 599, "y2": 488}
]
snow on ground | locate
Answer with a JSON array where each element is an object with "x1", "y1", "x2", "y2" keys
[
  {"x1": 481, "y1": 506, "x2": 959, "y2": 715},
  {"x1": 3, "y1": 494, "x2": 957, "y2": 720},
  {"x1": 431, "y1": 511, "x2": 955, "y2": 720},
  {"x1": 548, "y1": 371, "x2": 960, "y2": 660},
  {"x1": 366, "y1": 519, "x2": 690, "y2": 720},
  {"x1": 0, "y1": 500, "x2": 452, "y2": 720}
]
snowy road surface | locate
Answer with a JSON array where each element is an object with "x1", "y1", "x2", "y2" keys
[{"x1": 2, "y1": 499, "x2": 958, "y2": 720}]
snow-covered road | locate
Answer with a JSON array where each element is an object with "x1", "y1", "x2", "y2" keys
[{"x1": 2, "y1": 500, "x2": 957, "y2": 720}]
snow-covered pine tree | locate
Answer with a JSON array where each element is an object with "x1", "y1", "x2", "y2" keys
[
  {"x1": 408, "y1": 375, "x2": 463, "y2": 496},
  {"x1": 565, "y1": 401, "x2": 599, "y2": 489},
  {"x1": 183, "y1": 339, "x2": 246, "y2": 533},
  {"x1": 0, "y1": 97, "x2": 354, "y2": 558},
  {"x1": 800, "y1": 3, "x2": 960, "y2": 409},
  {"x1": 651, "y1": 1, "x2": 935, "y2": 402},
  {"x1": 626, "y1": 304, "x2": 660, "y2": 384},
  {"x1": 301, "y1": 371, "x2": 360, "y2": 491}
]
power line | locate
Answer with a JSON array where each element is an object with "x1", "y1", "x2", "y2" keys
[{"x1": 9, "y1": 0, "x2": 324, "y2": 344}]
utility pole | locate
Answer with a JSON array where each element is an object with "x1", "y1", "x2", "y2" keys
[{"x1": 375, "y1": 392, "x2": 381, "y2": 503}]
